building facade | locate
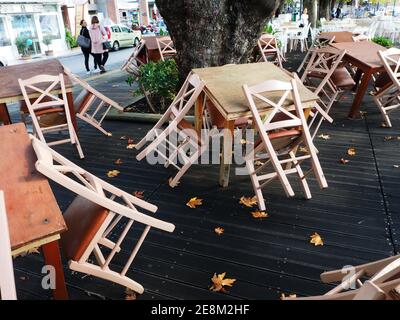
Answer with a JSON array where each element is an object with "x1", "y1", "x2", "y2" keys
[{"x1": 0, "y1": 0, "x2": 68, "y2": 61}]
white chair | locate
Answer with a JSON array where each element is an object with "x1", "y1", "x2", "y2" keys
[
  {"x1": 288, "y1": 23, "x2": 311, "y2": 52},
  {"x1": 373, "y1": 48, "x2": 400, "y2": 127},
  {"x1": 243, "y1": 79, "x2": 328, "y2": 211},
  {"x1": 136, "y1": 73, "x2": 217, "y2": 187},
  {"x1": 64, "y1": 68, "x2": 124, "y2": 136},
  {"x1": 31, "y1": 136, "x2": 175, "y2": 294},
  {"x1": 18, "y1": 74, "x2": 84, "y2": 159},
  {"x1": 0, "y1": 191, "x2": 17, "y2": 300}
]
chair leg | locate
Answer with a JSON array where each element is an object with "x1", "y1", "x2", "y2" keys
[
  {"x1": 290, "y1": 151, "x2": 311, "y2": 199},
  {"x1": 246, "y1": 158, "x2": 266, "y2": 211},
  {"x1": 72, "y1": 128, "x2": 85, "y2": 159}
]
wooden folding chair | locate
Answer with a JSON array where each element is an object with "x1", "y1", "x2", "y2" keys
[
  {"x1": 136, "y1": 73, "x2": 217, "y2": 187},
  {"x1": 64, "y1": 68, "x2": 124, "y2": 136},
  {"x1": 297, "y1": 34, "x2": 335, "y2": 74},
  {"x1": 0, "y1": 191, "x2": 17, "y2": 300},
  {"x1": 257, "y1": 34, "x2": 283, "y2": 68},
  {"x1": 373, "y1": 48, "x2": 400, "y2": 128},
  {"x1": 243, "y1": 79, "x2": 328, "y2": 211},
  {"x1": 301, "y1": 47, "x2": 348, "y2": 139},
  {"x1": 31, "y1": 136, "x2": 175, "y2": 294},
  {"x1": 156, "y1": 36, "x2": 177, "y2": 61},
  {"x1": 283, "y1": 255, "x2": 400, "y2": 300},
  {"x1": 121, "y1": 40, "x2": 147, "y2": 77},
  {"x1": 18, "y1": 74, "x2": 84, "y2": 159}
]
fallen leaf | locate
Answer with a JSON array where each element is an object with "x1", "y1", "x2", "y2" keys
[
  {"x1": 107, "y1": 170, "x2": 120, "y2": 178},
  {"x1": 394, "y1": 165, "x2": 400, "y2": 168},
  {"x1": 127, "y1": 138, "x2": 135, "y2": 145},
  {"x1": 186, "y1": 197, "x2": 203, "y2": 208},
  {"x1": 381, "y1": 122, "x2": 389, "y2": 128},
  {"x1": 251, "y1": 211, "x2": 269, "y2": 219},
  {"x1": 133, "y1": 191, "x2": 144, "y2": 199},
  {"x1": 384, "y1": 136, "x2": 393, "y2": 141},
  {"x1": 126, "y1": 143, "x2": 136, "y2": 149},
  {"x1": 239, "y1": 196, "x2": 257, "y2": 208},
  {"x1": 340, "y1": 158, "x2": 349, "y2": 164},
  {"x1": 299, "y1": 146, "x2": 309, "y2": 153},
  {"x1": 125, "y1": 288, "x2": 137, "y2": 300},
  {"x1": 347, "y1": 148, "x2": 356, "y2": 156},
  {"x1": 114, "y1": 158, "x2": 123, "y2": 165},
  {"x1": 209, "y1": 272, "x2": 236, "y2": 292},
  {"x1": 214, "y1": 227, "x2": 224, "y2": 235},
  {"x1": 318, "y1": 134, "x2": 330, "y2": 140},
  {"x1": 310, "y1": 232, "x2": 324, "y2": 246},
  {"x1": 280, "y1": 293, "x2": 297, "y2": 299},
  {"x1": 120, "y1": 136, "x2": 128, "y2": 140},
  {"x1": 254, "y1": 160, "x2": 264, "y2": 166}
]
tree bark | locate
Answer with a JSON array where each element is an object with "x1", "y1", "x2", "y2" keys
[
  {"x1": 319, "y1": 0, "x2": 331, "y2": 20},
  {"x1": 156, "y1": 0, "x2": 282, "y2": 79},
  {"x1": 303, "y1": 0, "x2": 318, "y2": 28}
]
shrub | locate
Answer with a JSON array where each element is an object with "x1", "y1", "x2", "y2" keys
[
  {"x1": 372, "y1": 36, "x2": 393, "y2": 48},
  {"x1": 15, "y1": 36, "x2": 30, "y2": 56},
  {"x1": 127, "y1": 59, "x2": 179, "y2": 113},
  {"x1": 42, "y1": 35, "x2": 53, "y2": 50},
  {"x1": 65, "y1": 29, "x2": 78, "y2": 49}
]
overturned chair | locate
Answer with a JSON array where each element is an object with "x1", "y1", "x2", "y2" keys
[
  {"x1": 64, "y1": 68, "x2": 124, "y2": 136},
  {"x1": 31, "y1": 136, "x2": 175, "y2": 294},
  {"x1": 121, "y1": 41, "x2": 147, "y2": 77}
]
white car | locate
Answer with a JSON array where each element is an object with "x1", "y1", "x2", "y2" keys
[
  {"x1": 105, "y1": 24, "x2": 142, "y2": 51},
  {"x1": 0, "y1": 56, "x2": 7, "y2": 67}
]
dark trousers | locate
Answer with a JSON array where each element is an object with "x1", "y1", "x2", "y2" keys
[
  {"x1": 102, "y1": 51, "x2": 109, "y2": 67},
  {"x1": 93, "y1": 53, "x2": 103, "y2": 69},
  {"x1": 82, "y1": 50, "x2": 97, "y2": 72}
]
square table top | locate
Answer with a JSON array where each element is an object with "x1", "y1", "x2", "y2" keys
[
  {"x1": 319, "y1": 31, "x2": 355, "y2": 43},
  {"x1": 143, "y1": 35, "x2": 165, "y2": 50},
  {"x1": 193, "y1": 62, "x2": 318, "y2": 120},
  {"x1": 0, "y1": 59, "x2": 72, "y2": 104},
  {"x1": 331, "y1": 41, "x2": 387, "y2": 70},
  {"x1": 0, "y1": 123, "x2": 66, "y2": 251}
]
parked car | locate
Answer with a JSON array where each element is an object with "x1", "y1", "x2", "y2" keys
[
  {"x1": 105, "y1": 24, "x2": 142, "y2": 51},
  {"x1": 0, "y1": 56, "x2": 7, "y2": 67}
]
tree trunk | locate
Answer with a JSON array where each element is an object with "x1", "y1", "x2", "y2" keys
[
  {"x1": 303, "y1": 0, "x2": 318, "y2": 28},
  {"x1": 156, "y1": 0, "x2": 282, "y2": 79},
  {"x1": 319, "y1": 0, "x2": 331, "y2": 21}
]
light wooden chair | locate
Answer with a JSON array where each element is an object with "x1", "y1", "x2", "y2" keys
[
  {"x1": 283, "y1": 255, "x2": 400, "y2": 300},
  {"x1": 300, "y1": 47, "x2": 348, "y2": 139},
  {"x1": 18, "y1": 74, "x2": 84, "y2": 159},
  {"x1": 243, "y1": 79, "x2": 328, "y2": 211},
  {"x1": 136, "y1": 73, "x2": 214, "y2": 187},
  {"x1": 257, "y1": 34, "x2": 283, "y2": 68},
  {"x1": 64, "y1": 68, "x2": 124, "y2": 136},
  {"x1": 373, "y1": 48, "x2": 400, "y2": 128},
  {"x1": 156, "y1": 36, "x2": 177, "y2": 61},
  {"x1": 31, "y1": 136, "x2": 175, "y2": 294},
  {"x1": 0, "y1": 191, "x2": 17, "y2": 300},
  {"x1": 121, "y1": 40, "x2": 147, "y2": 77}
]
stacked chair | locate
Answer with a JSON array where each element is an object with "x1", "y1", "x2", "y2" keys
[
  {"x1": 156, "y1": 36, "x2": 177, "y2": 61},
  {"x1": 31, "y1": 136, "x2": 175, "y2": 294},
  {"x1": 243, "y1": 79, "x2": 328, "y2": 211},
  {"x1": 257, "y1": 34, "x2": 284, "y2": 68},
  {"x1": 18, "y1": 73, "x2": 84, "y2": 159},
  {"x1": 0, "y1": 191, "x2": 17, "y2": 300}
]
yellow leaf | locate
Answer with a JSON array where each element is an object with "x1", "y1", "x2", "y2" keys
[
  {"x1": 310, "y1": 232, "x2": 324, "y2": 246},
  {"x1": 107, "y1": 170, "x2": 120, "y2": 178},
  {"x1": 126, "y1": 144, "x2": 136, "y2": 149},
  {"x1": 125, "y1": 288, "x2": 137, "y2": 300},
  {"x1": 186, "y1": 197, "x2": 203, "y2": 208},
  {"x1": 254, "y1": 160, "x2": 264, "y2": 166},
  {"x1": 318, "y1": 134, "x2": 330, "y2": 140},
  {"x1": 251, "y1": 211, "x2": 269, "y2": 219},
  {"x1": 209, "y1": 272, "x2": 236, "y2": 292},
  {"x1": 347, "y1": 148, "x2": 356, "y2": 156},
  {"x1": 114, "y1": 158, "x2": 123, "y2": 165},
  {"x1": 239, "y1": 196, "x2": 257, "y2": 208},
  {"x1": 214, "y1": 227, "x2": 224, "y2": 235}
]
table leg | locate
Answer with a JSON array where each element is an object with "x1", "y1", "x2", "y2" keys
[
  {"x1": 66, "y1": 92, "x2": 78, "y2": 131},
  {"x1": 219, "y1": 120, "x2": 235, "y2": 187},
  {"x1": 42, "y1": 240, "x2": 68, "y2": 300},
  {"x1": 349, "y1": 69, "x2": 373, "y2": 119},
  {"x1": 0, "y1": 103, "x2": 11, "y2": 125},
  {"x1": 194, "y1": 92, "x2": 205, "y2": 135},
  {"x1": 352, "y1": 68, "x2": 363, "y2": 92}
]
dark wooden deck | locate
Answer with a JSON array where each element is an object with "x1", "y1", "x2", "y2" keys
[{"x1": 9, "y1": 53, "x2": 400, "y2": 300}]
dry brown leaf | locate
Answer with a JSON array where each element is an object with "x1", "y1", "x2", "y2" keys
[
  {"x1": 340, "y1": 158, "x2": 349, "y2": 164},
  {"x1": 310, "y1": 232, "x2": 324, "y2": 246},
  {"x1": 318, "y1": 134, "x2": 330, "y2": 140},
  {"x1": 239, "y1": 196, "x2": 257, "y2": 208},
  {"x1": 381, "y1": 122, "x2": 389, "y2": 128},
  {"x1": 125, "y1": 288, "x2": 137, "y2": 300},
  {"x1": 214, "y1": 227, "x2": 224, "y2": 235},
  {"x1": 347, "y1": 148, "x2": 356, "y2": 156},
  {"x1": 280, "y1": 293, "x2": 297, "y2": 299},
  {"x1": 114, "y1": 158, "x2": 123, "y2": 165},
  {"x1": 254, "y1": 160, "x2": 264, "y2": 166},
  {"x1": 299, "y1": 146, "x2": 309, "y2": 153},
  {"x1": 133, "y1": 191, "x2": 144, "y2": 199},
  {"x1": 126, "y1": 143, "x2": 136, "y2": 149},
  {"x1": 186, "y1": 197, "x2": 203, "y2": 208},
  {"x1": 107, "y1": 170, "x2": 120, "y2": 178},
  {"x1": 384, "y1": 136, "x2": 394, "y2": 141},
  {"x1": 209, "y1": 272, "x2": 236, "y2": 292},
  {"x1": 251, "y1": 211, "x2": 269, "y2": 219}
]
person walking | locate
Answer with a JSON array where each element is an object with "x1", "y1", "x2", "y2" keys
[
  {"x1": 89, "y1": 16, "x2": 107, "y2": 74},
  {"x1": 79, "y1": 20, "x2": 97, "y2": 74}
]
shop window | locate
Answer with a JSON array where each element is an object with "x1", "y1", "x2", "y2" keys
[
  {"x1": 11, "y1": 14, "x2": 41, "y2": 55},
  {"x1": 39, "y1": 15, "x2": 61, "y2": 39},
  {"x1": 0, "y1": 17, "x2": 11, "y2": 46}
]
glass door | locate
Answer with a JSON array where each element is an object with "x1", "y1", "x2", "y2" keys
[{"x1": 11, "y1": 14, "x2": 41, "y2": 56}]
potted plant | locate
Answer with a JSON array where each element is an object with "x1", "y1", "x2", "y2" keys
[
  {"x1": 43, "y1": 35, "x2": 53, "y2": 56},
  {"x1": 15, "y1": 36, "x2": 32, "y2": 60}
]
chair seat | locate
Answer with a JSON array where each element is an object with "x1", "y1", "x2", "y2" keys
[
  {"x1": 61, "y1": 195, "x2": 109, "y2": 261},
  {"x1": 331, "y1": 67, "x2": 356, "y2": 89},
  {"x1": 255, "y1": 129, "x2": 302, "y2": 150}
]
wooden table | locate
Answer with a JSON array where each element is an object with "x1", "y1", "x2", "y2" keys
[
  {"x1": 0, "y1": 59, "x2": 76, "y2": 129},
  {"x1": 319, "y1": 31, "x2": 355, "y2": 43},
  {"x1": 331, "y1": 41, "x2": 387, "y2": 118},
  {"x1": 0, "y1": 123, "x2": 68, "y2": 300},
  {"x1": 192, "y1": 62, "x2": 318, "y2": 187},
  {"x1": 142, "y1": 36, "x2": 163, "y2": 62}
]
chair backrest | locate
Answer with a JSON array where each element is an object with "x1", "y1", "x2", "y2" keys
[
  {"x1": 0, "y1": 191, "x2": 17, "y2": 300},
  {"x1": 313, "y1": 34, "x2": 335, "y2": 48},
  {"x1": 258, "y1": 34, "x2": 279, "y2": 56},
  {"x1": 156, "y1": 36, "x2": 177, "y2": 61},
  {"x1": 378, "y1": 47, "x2": 400, "y2": 90},
  {"x1": 121, "y1": 40, "x2": 147, "y2": 75},
  {"x1": 302, "y1": 23, "x2": 311, "y2": 37},
  {"x1": 18, "y1": 73, "x2": 73, "y2": 142}
]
